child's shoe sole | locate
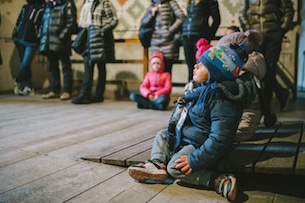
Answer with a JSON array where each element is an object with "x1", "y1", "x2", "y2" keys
[{"x1": 128, "y1": 167, "x2": 167, "y2": 182}]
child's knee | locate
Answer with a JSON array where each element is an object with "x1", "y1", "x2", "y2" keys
[
  {"x1": 167, "y1": 166, "x2": 181, "y2": 179},
  {"x1": 166, "y1": 160, "x2": 182, "y2": 179}
]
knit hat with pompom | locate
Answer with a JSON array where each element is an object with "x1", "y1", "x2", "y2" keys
[{"x1": 199, "y1": 43, "x2": 249, "y2": 83}]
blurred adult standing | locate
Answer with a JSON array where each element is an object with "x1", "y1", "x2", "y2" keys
[
  {"x1": 140, "y1": 0, "x2": 185, "y2": 75},
  {"x1": 12, "y1": 0, "x2": 45, "y2": 96},
  {"x1": 239, "y1": 0, "x2": 294, "y2": 127},
  {"x1": 182, "y1": 0, "x2": 220, "y2": 81},
  {"x1": 71, "y1": 0, "x2": 118, "y2": 104},
  {"x1": 38, "y1": 0, "x2": 77, "y2": 100}
]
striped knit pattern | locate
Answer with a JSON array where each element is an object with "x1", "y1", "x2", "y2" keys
[{"x1": 149, "y1": 0, "x2": 185, "y2": 60}]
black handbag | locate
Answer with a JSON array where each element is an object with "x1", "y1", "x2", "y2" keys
[
  {"x1": 72, "y1": 28, "x2": 87, "y2": 54},
  {"x1": 138, "y1": 16, "x2": 155, "y2": 48}
]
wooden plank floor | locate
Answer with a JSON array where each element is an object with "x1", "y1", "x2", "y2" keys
[
  {"x1": 89, "y1": 120, "x2": 305, "y2": 176},
  {"x1": 0, "y1": 93, "x2": 305, "y2": 203}
]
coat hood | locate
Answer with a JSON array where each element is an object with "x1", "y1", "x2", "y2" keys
[
  {"x1": 243, "y1": 51, "x2": 266, "y2": 79},
  {"x1": 217, "y1": 71, "x2": 256, "y2": 108},
  {"x1": 217, "y1": 29, "x2": 262, "y2": 53},
  {"x1": 149, "y1": 52, "x2": 165, "y2": 73}
]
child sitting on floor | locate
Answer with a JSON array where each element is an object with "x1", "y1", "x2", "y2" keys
[
  {"x1": 128, "y1": 43, "x2": 255, "y2": 202},
  {"x1": 129, "y1": 52, "x2": 172, "y2": 110}
]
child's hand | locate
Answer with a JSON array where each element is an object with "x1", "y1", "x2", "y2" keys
[
  {"x1": 175, "y1": 155, "x2": 193, "y2": 175},
  {"x1": 148, "y1": 94, "x2": 155, "y2": 101}
]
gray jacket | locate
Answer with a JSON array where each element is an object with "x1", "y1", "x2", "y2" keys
[{"x1": 141, "y1": 0, "x2": 185, "y2": 60}]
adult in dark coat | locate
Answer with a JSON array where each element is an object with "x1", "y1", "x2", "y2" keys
[
  {"x1": 239, "y1": 0, "x2": 294, "y2": 127},
  {"x1": 182, "y1": 0, "x2": 221, "y2": 81},
  {"x1": 71, "y1": 0, "x2": 118, "y2": 104},
  {"x1": 38, "y1": 0, "x2": 77, "y2": 100}
]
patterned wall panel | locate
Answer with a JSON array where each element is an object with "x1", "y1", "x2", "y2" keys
[{"x1": 75, "y1": 0, "x2": 241, "y2": 39}]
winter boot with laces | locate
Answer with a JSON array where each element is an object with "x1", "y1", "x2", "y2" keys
[
  {"x1": 214, "y1": 174, "x2": 237, "y2": 202},
  {"x1": 128, "y1": 160, "x2": 167, "y2": 182}
]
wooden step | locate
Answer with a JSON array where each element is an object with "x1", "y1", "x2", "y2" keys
[{"x1": 96, "y1": 121, "x2": 305, "y2": 175}]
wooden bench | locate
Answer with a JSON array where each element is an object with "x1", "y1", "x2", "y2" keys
[{"x1": 81, "y1": 120, "x2": 305, "y2": 176}]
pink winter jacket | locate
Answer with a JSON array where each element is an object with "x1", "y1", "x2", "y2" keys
[{"x1": 140, "y1": 52, "x2": 172, "y2": 98}]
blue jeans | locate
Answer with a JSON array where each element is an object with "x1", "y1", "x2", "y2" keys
[
  {"x1": 151, "y1": 129, "x2": 217, "y2": 188},
  {"x1": 14, "y1": 39, "x2": 38, "y2": 88}
]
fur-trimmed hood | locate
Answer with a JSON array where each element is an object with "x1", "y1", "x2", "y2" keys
[{"x1": 217, "y1": 71, "x2": 257, "y2": 108}]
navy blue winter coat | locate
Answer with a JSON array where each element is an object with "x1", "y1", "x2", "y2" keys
[
  {"x1": 182, "y1": 0, "x2": 220, "y2": 41},
  {"x1": 167, "y1": 74, "x2": 256, "y2": 172}
]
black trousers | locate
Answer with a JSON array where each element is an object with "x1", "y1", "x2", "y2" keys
[
  {"x1": 78, "y1": 54, "x2": 106, "y2": 100},
  {"x1": 46, "y1": 51, "x2": 73, "y2": 94},
  {"x1": 259, "y1": 30, "x2": 285, "y2": 115},
  {"x1": 182, "y1": 35, "x2": 201, "y2": 81}
]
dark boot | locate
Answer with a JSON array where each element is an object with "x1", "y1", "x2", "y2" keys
[
  {"x1": 276, "y1": 87, "x2": 290, "y2": 111},
  {"x1": 71, "y1": 96, "x2": 90, "y2": 104}
]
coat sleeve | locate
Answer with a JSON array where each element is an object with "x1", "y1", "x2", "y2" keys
[
  {"x1": 13, "y1": 5, "x2": 25, "y2": 38},
  {"x1": 208, "y1": 0, "x2": 221, "y2": 38},
  {"x1": 140, "y1": 5, "x2": 154, "y2": 26},
  {"x1": 188, "y1": 100, "x2": 242, "y2": 172},
  {"x1": 59, "y1": 1, "x2": 77, "y2": 40},
  {"x1": 101, "y1": 1, "x2": 118, "y2": 33},
  {"x1": 168, "y1": 0, "x2": 185, "y2": 34},
  {"x1": 139, "y1": 73, "x2": 152, "y2": 98},
  {"x1": 280, "y1": 0, "x2": 294, "y2": 33}
]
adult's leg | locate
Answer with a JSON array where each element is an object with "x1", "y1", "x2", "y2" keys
[
  {"x1": 14, "y1": 39, "x2": 25, "y2": 84},
  {"x1": 46, "y1": 52, "x2": 61, "y2": 94},
  {"x1": 260, "y1": 31, "x2": 288, "y2": 122},
  {"x1": 163, "y1": 58, "x2": 174, "y2": 75},
  {"x1": 262, "y1": 31, "x2": 284, "y2": 93},
  {"x1": 183, "y1": 36, "x2": 199, "y2": 81},
  {"x1": 14, "y1": 40, "x2": 25, "y2": 94},
  {"x1": 60, "y1": 51, "x2": 73, "y2": 93},
  {"x1": 21, "y1": 44, "x2": 38, "y2": 88},
  {"x1": 263, "y1": 31, "x2": 290, "y2": 110},
  {"x1": 94, "y1": 61, "x2": 106, "y2": 101},
  {"x1": 78, "y1": 54, "x2": 94, "y2": 98}
]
